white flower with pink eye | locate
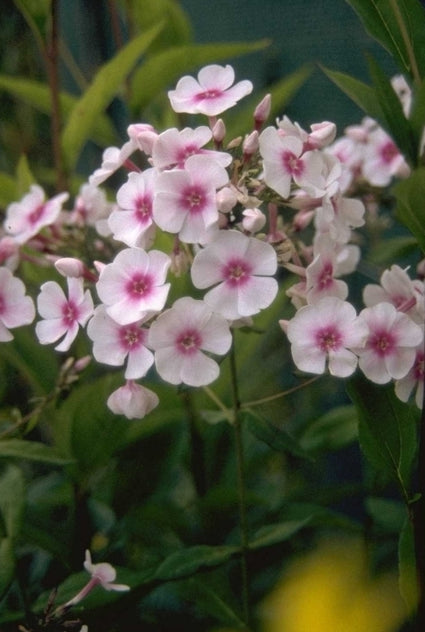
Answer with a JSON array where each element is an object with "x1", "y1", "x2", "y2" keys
[
  {"x1": 362, "y1": 127, "x2": 410, "y2": 187},
  {"x1": 356, "y1": 302, "x2": 423, "y2": 384},
  {"x1": 190, "y1": 230, "x2": 278, "y2": 321},
  {"x1": 395, "y1": 343, "x2": 424, "y2": 409},
  {"x1": 96, "y1": 247, "x2": 171, "y2": 326},
  {"x1": 0, "y1": 267, "x2": 35, "y2": 341},
  {"x1": 35, "y1": 277, "x2": 94, "y2": 352},
  {"x1": 305, "y1": 251, "x2": 348, "y2": 305},
  {"x1": 148, "y1": 296, "x2": 232, "y2": 387},
  {"x1": 87, "y1": 305, "x2": 154, "y2": 379},
  {"x1": 168, "y1": 64, "x2": 253, "y2": 117},
  {"x1": 5, "y1": 185, "x2": 68, "y2": 244},
  {"x1": 259, "y1": 127, "x2": 325, "y2": 199},
  {"x1": 151, "y1": 126, "x2": 231, "y2": 171},
  {"x1": 89, "y1": 139, "x2": 137, "y2": 187},
  {"x1": 69, "y1": 183, "x2": 109, "y2": 228},
  {"x1": 153, "y1": 154, "x2": 228, "y2": 244},
  {"x1": 107, "y1": 380, "x2": 159, "y2": 419},
  {"x1": 286, "y1": 296, "x2": 368, "y2": 377},
  {"x1": 108, "y1": 169, "x2": 157, "y2": 249},
  {"x1": 363, "y1": 265, "x2": 424, "y2": 324}
]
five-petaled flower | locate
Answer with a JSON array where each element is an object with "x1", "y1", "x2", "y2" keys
[{"x1": 0, "y1": 267, "x2": 35, "y2": 341}]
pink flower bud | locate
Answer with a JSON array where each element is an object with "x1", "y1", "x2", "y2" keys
[
  {"x1": 254, "y1": 93, "x2": 271, "y2": 130},
  {"x1": 216, "y1": 186, "x2": 238, "y2": 213},
  {"x1": 243, "y1": 130, "x2": 259, "y2": 159},
  {"x1": 212, "y1": 118, "x2": 226, "y2": 144},
  {"x1": 73, "y1": 355, "x2": 92, "y2": 372},
  {"x1": 127, "y1": 123, "x2": 158, "y2": 155},
  {"x1": 308, "y1": 121, "x2": 337, "y2": 148},
  {"x1": 55, "y1": 257, "x2": 86, "y2": 278}
]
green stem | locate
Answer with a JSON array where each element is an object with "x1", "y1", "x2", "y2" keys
[
  {"x1": 241, "y1": 375, "x2": 320, "y2": 409},
  {"x1": 229, "y1": 335, "x2": 250, "y2": 628},
  {"x1": 388, "y1": 0, "x2": 421, "y2": 86},
  {"x1": 412, "y1": 394, "x2": 425, "y2": 630}
]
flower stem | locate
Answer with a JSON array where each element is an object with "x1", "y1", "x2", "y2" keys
[
  {"x1": 388, "y1": 0, "x2": 421, "y2": 86},
  {"x1": 229, "y1": 334, "x2": 250, "y2": 628}
]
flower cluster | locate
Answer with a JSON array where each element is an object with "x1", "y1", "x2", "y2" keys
[{"x1": 0, "y1": 64, "x2": 423, "y2": 419}]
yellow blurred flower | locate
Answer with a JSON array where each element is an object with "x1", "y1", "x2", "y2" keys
[{"x1": 262, "y1": 538, "x2": 408, "y2": 632}]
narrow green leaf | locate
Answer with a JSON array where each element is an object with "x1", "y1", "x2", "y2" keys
[
  {"x1": 367, "y1": 55, "x2": 416, "y2": 162},
  {"x1": 409, "y1": 78, "x2": 425, "y2": 139},
  {"x1": 393, "y1": 167, "x2": 425, "y2": 253},
  {"x1": 346, "y1": 374, "x2": 419, "y2": 493},
  {"x1": 398, "y1": 515, "x2": 418, "y2": 613},
  {"x1": 129, "y1": 0, "x2": 192, "y2": 51},
  {"x1": 0, "y1": 173, "x2": 17, "y2": 207},
  {"x1": 61, "y1": 23, "x2": 163, "y2": 169},
  {"x1": 179, "y1": 578, "x2": 246, "y2": 629},
  {"x1": 245, "y1": 409, "x2": 312, "y2": 460},
  {"x1": 299, "y1": 405, "x2": 358, "y2": 454},
  {"x1": 227, "y1": 65, "x2": 313, "y2": 139},
  {"x1": 0, "y1": 464, "x2": 25, "y2": 539},
  {"x1": 153, "y1": 545, "x2": 239, "y2": 581},
  {"x1": 0, "y1": 75, "x2": 116, "y2": 147},
  {"x1": 130, "y1": 40, "x2": 270, "y2": 113},
  {"x1": 0, "y1": 439, "x2": 73, "y2": 465},
  {"x1": 321, "y1": 66, "x2": 384, "y2": 121},
  {"x1": 345, "y1": 0, "x2": 425, "y2": 80},
  {"x1": 16, "y1": 154, "x2": 36, "y2": 195},
  {"x1": 249, "y1": 517, "x2": 312, "y2": 550},
  {"x1": 0, "y1": 537, "x2": 15, "y2": 600}
]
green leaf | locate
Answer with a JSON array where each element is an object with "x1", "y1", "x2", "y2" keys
[
  {"x1": 365, "y1": 496, "x2": 406, "y2": 532},
  {"x1": 129, "y1": 40, "x2": 270, "y2": 113},
  {"x1": 367, "y1": 55, "x2": 416, "y2": 162},
  {"x1": 0, "y1": 75, "x2": 116, "y2": 148},
  {"x1": 129, "y1": 0, "x2": 192, "y2": 51},
  {"x1": 299, "y1": 405, "x2": 358, "y2": 454},
  {"x1": 245, "y1": 409, "x2": 312, "y2": 460},
  {"x1": 0, "y1": 537, "x2": 15, "y2": 600},
  {"x1": 0, "y1": 172, "x2": 17, "y2": 207},
  {"x1": 178, "y1": 577, "x2": 246, "y2": 629},
  {"x1": 13, "y1": 0, "x2": 50, "y2": 52},
  {"x1": 249, "y1": 517, "x2": 312, "y2": 550},
  {"x1": 0, "y1": 439, "x2": 73, "y2": 465},
  {"x1": 346, "y1": 374, "x2": 419, "y2": 494},
  {"x1": 15, "y1": 154, "x2": 36, "y2": 195},
  {"x1": 321, "y1": 66, "x2": 384, "y2": 120},
  {"x1": 152, "y1": 545, "x2": 239, "y2": 581},
  {"x1": 226, "y1": 65, "x2": 313, "y2": 139},
  {"x1": 398, "y1": 514, "x2": 418, "y2": 613},
  {"x1": 393, "y1": 167, "x2": 425, "y2": 252},
  {"x1": 345, "y1": 0, "x2": 425, "y2": 80},
  {"x1": 0, "y1": 464, "x2": 25, "y2": 539},
  {"x1": 61, "y1": 23, "x2": 163, "y2": 169},
  {"x1": 409, "y1": 78, "x2": 425, "y2": 138}
]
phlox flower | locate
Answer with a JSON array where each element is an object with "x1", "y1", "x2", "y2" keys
[
  {"x1": 5, "y1": 184, "x2": 68, "y2": 244},
  {"x1": 314, "y1": 194, "x2": 365, "y2": 243},
  {"x1": 96, "y1": 247, "x2": 170, "y2": 325},
  {"x1": 0, "y1": 267, "x2": 35, "y2": 341},
  {"x1": 65, "y1": 550, "x2": 129, "y2": 607},
  {"x1": 286, "y1": 296, "x2": 368, "y2": 377},
  {"x1": 69, "y1": 183, "x2": 109, "y2": 228},
  {"x1": 168, "y1": 64, "x2": 253, "y2": 116},
  {"x1": 87, "y1": 305, "x2": 154, "y2": 379},
  {"x1": 363, "y1": 265, "x2": 424, "y2": 324},
  {"x1": 305, "y1": 249, "x2": 349, "y2": 305},
  {"x1": 108, "y1": 169, "x2": 157, "y2": 249},
  {"x1": 356, "y1": 302, "x2": 423, "y2": 384},
  {"x1": 153, "y1": 154, "x2": 228, "y2": 244},
  {"x1": 89, "y1": 139, "x2": 137, "y2": 187},
  {"x1": 107, "y1": 380, "x2": 159, "y2": 419},
  {"x1": 362, "y1": 127, "x2": 410, "y2": 187},
  {"x1": 190, "y1": 230, "x2": 278, "y2": 320},
  {"x1": 35, "y1": 277, "x2": 94, "y2": 352},
  {"x1": 395, "y1": 343, "x2": 424, "y2": 409},
  {"x1": 148, "y1": 296, "x2": 232, "y2": 387},
  {"x1": 151, "y1": 126, "x2": 231, "y2": 170},
  {"x1": 0, "y1": 236, "x2": 20, "y2": 270},
  {"x1": 127, "y1": 122, "x2": 158, "y2": 155},
  {"x1": 259, "y1": 126, "x2": 325, "y2": 199}
]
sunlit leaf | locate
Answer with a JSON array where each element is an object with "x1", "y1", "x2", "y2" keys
[
  {"x1": 61, "y1": 23, "x2": 163, "y2": 169},
  {"x1": 0, "y1": 173, "x2": 17, "y2": 207},
  {"x1": 129, "y1": 40, "x2": 270, "y2": 114}
]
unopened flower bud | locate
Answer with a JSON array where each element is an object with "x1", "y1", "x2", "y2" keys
[
  {"x1": 216, "y1": 186, "x2": 238, "y2": 213},
  {"x1": 74, "y1": 355, "x2": 92, "y2": 372},
  {"x1": 243, "y1": 130, "x2": 259, "y2": 160},
  {"x1": 308, "y1": 121, "x2": 336, "y2": 148},
  {"x1": 212, "y1": 118, "x2": 226, "y2": 144},
  {"x1": 170, "y1": 249, "x2": 190, "y2": 277},
  {"x1": 254, "y1": 93, "x2": 271, "y2": 130},
  {"x1": 127, "y1": 123, "x2": 158, "y2": 155},
  {"x1": 226, "y1": 136, "x2": 242, "y2": 149},
  {"x1": 242, "y1": 207, "x2": 266, "y2": 233},
  {"x1": 55, "y1": 257, "x2": 86, "y2": 278}
]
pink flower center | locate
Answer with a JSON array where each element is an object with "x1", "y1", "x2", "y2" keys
[
  {"x1": 317, "y1": 261, "x2": 334, "y2": 290},
  {"x1": 0, "y1": 294, "x2": 4, "y2": 315},
  {"x1": 368, "y1": 329, "x2": 396, "y2": 357},
  {"x1": 119, "y1": 324, "x2": 145, "y2": 351},
  {"x1": 380, "y1": 141, "x2": 398, "y2": 164},
  {"x1": 28, "y1": 204, "x2": 46, "y2": 226},
  {"x1": 196, "y1": 89, "x2": 221, "y2": 101},
  {"x1": 222, "y1": 258, "x2": 252, "y2": 287},
  {"x1": 315, "y1": 326, "x2": 342, "y2": 352},
  {"x1": 182, "y1": 185, "x2": 206, "y2": 214},
  {"x1": 176, "y1": 144, "x2": 199, "y2": 167},
  {"x1": 126, "y1": 273, "x2": 153, "y2": 299},
  {"x1": 135, "y1": 195, "x2": 152, "y2": 223},
  {"x1": 176, "y1": 328, "x2": 202, "y2": 355},
  {"x1": 282, "y1": 151, "x2": 304, "y2": 177},
  {"x1": 62, "y1": 301, "x2": 79, "y2": 325},
  {"x1": 413, "y1": 351, "x2": 424, "y2": 381}
]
